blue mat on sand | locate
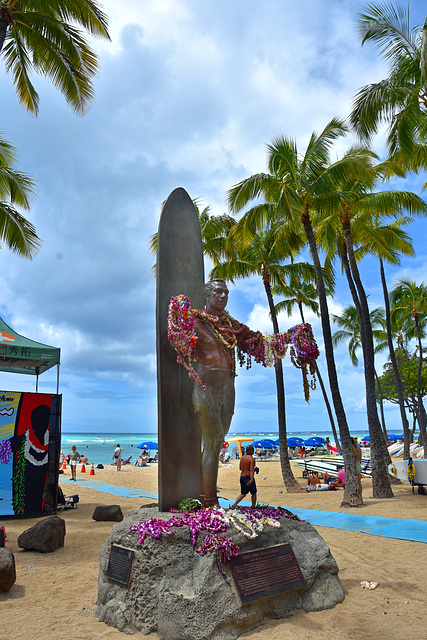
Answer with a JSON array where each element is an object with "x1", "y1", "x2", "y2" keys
[
  {"x1": 60, "y1": 477, "x2": 427, "y2": 543},
  {"x1": 59, "y1": 476, "x2": 158, "y2": 500}
]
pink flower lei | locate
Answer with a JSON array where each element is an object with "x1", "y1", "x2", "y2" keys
[
  {"x1": 167, "y1": 294, "x2": 320, "y2": 401},
  {"x1": 167, "y1": 294, "x2": 206, "y2": 390},
  {"x1": 130, "y1": 506, "x2": 297, "y2": 574}
]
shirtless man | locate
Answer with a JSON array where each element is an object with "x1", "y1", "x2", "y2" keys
[
  {"x1": 192, "y1": 279, "x2": 235, "y2": 506},
  {"x1": 231, "y1": 445, "x2": 257, "y2": 508}
]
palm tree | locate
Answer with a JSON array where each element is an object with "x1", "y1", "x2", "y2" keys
[
  {"x1": 332, "y1": 304, "x2": 389, "y2": 436},
  {"x1": 209, "y1": 219, "x2": 306, "y2": 492},
  {"x1": 350, "y1": 2, "x2": 427, "y2": 157},
  {"x1": 390, "y1": 279, "x2": 427, "y2": 455},
  {"x1": 347, "y1": 204, "x2": 425, "y2": 460},
  {"x1": 0, "y1": 132, "x2": 40, "y2": 258},
  {"x1": 227, "y1": 118, "x2": 366, "y2": 506},
  {"x1": 317, "y1": 150, "x2": 426, "y2": 482},
  {"x1": 0, "y1": 0, "x2": 110, "y2": 115},
  {"x1": 149, "y1": 201, "x2": 236, "y2": 277},
  {"x1": 273, "y1": 272, "x2": 342, "y2": 453}
]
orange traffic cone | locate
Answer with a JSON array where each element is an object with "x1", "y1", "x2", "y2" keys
[
  {"x1": 62, "y1": 457, "x2": 67, "y2": 470},
  {"x1": 90, "y1": 462, "x2": 95, "y2": 476},
  {"x1": 81, "y1": 462, "x2": 86, "y2": 473}
]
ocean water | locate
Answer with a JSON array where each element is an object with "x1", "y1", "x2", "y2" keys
[{"x1": 60, "y1": 429, "x2": 370, "y2": 466}]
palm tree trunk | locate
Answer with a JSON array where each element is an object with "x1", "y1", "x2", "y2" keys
[
  {"x1": 264, "y1": 278, "x2": 302, "y2": 492},
  {"x1": 343, "y1": 249, "x2": 390, "y2": 447},
  {"x1": 374, "y1": 370, "x2": 388, "y2": 437},
  {"x1": 301, "y1": 211, "x2": 362, "y2": 507},
  {"x1": 414, "y1": 316, "x2": 427, "y2": 456},
  {"x1": 343, "y1": 221, "x2": 393, "y2": 498},
  {"x1": 298, "y1": 302, "x2": 341, "y2": 452},
  {"x1": 341, "y1": 249, "x2": 365, "y2": 343},
  {"x1": 379, "y1": 259, "x2": 411, "y2": 460},
  {"x1": 342, "y1": 249, "x2": 391, "y2": 453}
]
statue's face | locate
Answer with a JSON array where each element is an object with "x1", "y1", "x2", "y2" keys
[{"x1": 206, "y1": 282, "x2": 229, "y2": 315}]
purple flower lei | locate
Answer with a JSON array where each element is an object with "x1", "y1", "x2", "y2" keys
[
  {"x1": 0, "y1": 438, "x2": 12, "y2": 464},
  {"x1": 130, "y1": 506, "x2": 299, "y2": 574}
]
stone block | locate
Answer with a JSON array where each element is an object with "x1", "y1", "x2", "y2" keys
[
  {"x1": 0, "y1": 548, "x2": 16, "y2": 592},
  {"x1": 96, "y1": 506, "x2": 345, "y2": 639},
  {"x1": 18, "y1": 516, "x2": 65, "y2": 553},
  {"x1": 92, "y1": 505, "x2": 123, "y2": 522}
]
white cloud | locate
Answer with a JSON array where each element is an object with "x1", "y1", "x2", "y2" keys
[{"x1": 0, "y1": 0, "x2": 425, "y2": 432}]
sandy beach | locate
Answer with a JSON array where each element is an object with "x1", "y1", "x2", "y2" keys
[{"x1": 1, "y1": 458, "x2": 426, "y2": 640}]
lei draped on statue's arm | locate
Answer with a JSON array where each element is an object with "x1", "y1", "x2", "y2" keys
[{"x1": 167, "y1": 294, "x2": 320, "y2": 401}]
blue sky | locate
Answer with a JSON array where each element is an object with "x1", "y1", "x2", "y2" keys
[{"x1": 0, "y1": 0, "x2": 426, "y2": 434}]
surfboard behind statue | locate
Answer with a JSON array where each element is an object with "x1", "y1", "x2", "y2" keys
[{"x1": 156, "y1": 188, "x2": 204, "y2": 511}]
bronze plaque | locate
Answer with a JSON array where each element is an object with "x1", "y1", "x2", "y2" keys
[
  {"x1": 106, "y1": 545, "x2": 134, "y2": 586},
  {"x1": 227, "y1": 543, "x2": 306, "y2": 605}
]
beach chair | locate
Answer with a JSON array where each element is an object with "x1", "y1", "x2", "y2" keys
[{"x1": 57, "y1": 486, "x2": 79, "y2": 510}]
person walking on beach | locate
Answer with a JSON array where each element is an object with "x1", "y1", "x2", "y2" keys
[
  {"x1": 113, "y1": 444, "x2": 123, "y2": 471},
  {"x1": 69, "y1": 445, "x2": 80, "y2": 481},
  {"x1": 231, "y1": 445, "x2": 257, "y2": 508}
]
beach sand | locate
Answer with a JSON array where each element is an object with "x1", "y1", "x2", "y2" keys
[{"x1": 1, "y1": 459, "x2": 426, "y2": 640}]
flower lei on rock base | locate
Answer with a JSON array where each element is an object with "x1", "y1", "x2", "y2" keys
[
  {"x1": 130, "y1": 506, "x2": 295, "y2": 574},
  {"x1": 167, "y1": 294, "x2": 320, "y2": 402}
]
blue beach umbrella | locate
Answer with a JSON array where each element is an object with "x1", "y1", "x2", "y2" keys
[
  {"x1": 387, "y1": 434, "x2": 401, "y2": 441},
  {"x1": 304, "y1": 437, "x2": 326, "y2": 447},
  {"x1": 253, "y1": 439, "x2": 276, "y2": 449},
  {"x1": 287, "y1": 437, "x2": 304, "y2": 447},
  {"x1": 274, "y1": 438, "x2": 280, "y2": 446},
  {"x1": 137, "y1": 441, "x2": 158, "y2": 450}
]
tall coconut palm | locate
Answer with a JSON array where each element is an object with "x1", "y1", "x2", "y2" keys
[
  {"x1": 0, "y1": 132, "x2": 40, "y2": 258},
  {"x1": 350, "y1": 2, "x2": 427, "y2": 157},
  {"x1": 272, "y1": 272, "x2": 342, "y2": 453},
  {"x1": 0, "y1": 0, "x2": 110, "y2": 115},
  {"x1": 332, "y1": 304, "x2": 389, "y2": 436},
  {"x1": 149, "y1": 202, "x2": 236, "y2": 277},
  {"x1": 209, "y1": 219, "x2": 306, "y2": 492},
  {"x1": 390, "y1": 279, "x2": 427, "y2": 455},
  {"x1": 227, "y1": 118, "x2": 367, "y2": 506},
  {"x1": 317, "y1": 151, "x2": 426, "y2": 476},
  {"x1": 354, "y1": 210, "x2": 423, "y2": 460}
]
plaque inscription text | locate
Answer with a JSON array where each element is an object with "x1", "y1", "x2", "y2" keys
[
  {"x1": 227, "y1": 543, "x2": 306, "y2": 605},
  {"x1": 106, "y1": 544, "x2": 134, "y2": 586}
]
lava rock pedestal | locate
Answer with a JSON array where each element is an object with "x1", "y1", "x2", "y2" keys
[{"x1": 96, "y1": 506, "x2": 344, "y2": 640}]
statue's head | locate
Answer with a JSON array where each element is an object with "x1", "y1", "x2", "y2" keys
[{"x1": 203, "y1": 279, "x2": 228, "y2": 305}]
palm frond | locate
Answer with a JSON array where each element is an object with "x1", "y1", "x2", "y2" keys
[{"x1": 0, "y1": 202, "x2": 41, "y2": 258}]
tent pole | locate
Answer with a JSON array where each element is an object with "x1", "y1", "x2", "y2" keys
[
  {"x1": 56, "y1": 363, "x2": 60, "y2": 394},
  {"x1": 36, "y1": 373, "x2": 39, "y2": 393}
]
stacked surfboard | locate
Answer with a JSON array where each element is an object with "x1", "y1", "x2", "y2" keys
[{"x1": 388, "y1": 458, "x2": 427, "y2": 486}]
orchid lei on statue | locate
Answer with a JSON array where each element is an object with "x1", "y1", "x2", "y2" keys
[
  {"x1": 130, "y1": 506, "x2": 294, "y2": 574},
  {"x1": 167, "y1": 294, "x2": 320, "y2": 401}
]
